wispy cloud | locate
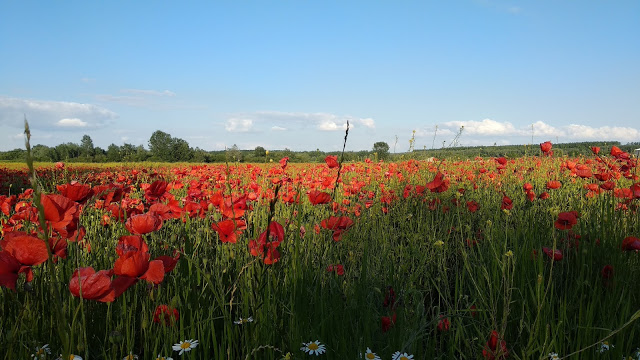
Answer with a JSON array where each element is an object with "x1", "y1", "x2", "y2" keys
[
  {"x1": 225, "y1": 118, "x2": 253, "y2": 132},
  {"x1": 0, "y1": 96, "x2": 117, "y2": 130},
  {"x1": 224, "y1": 111, "x2": 376, "y2": 132},
  {"x1": 96, "y1": 88, "x2": 177, "y2": 107},
  {"x1": 433, "y1": 118, "x2": 640, "y2": 143}
]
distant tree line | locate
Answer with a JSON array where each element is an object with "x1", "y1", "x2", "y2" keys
[{"x1": 0, "y1": 131, "x2": 638, "y2": 163}]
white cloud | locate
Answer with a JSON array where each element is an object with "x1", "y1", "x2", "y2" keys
[
  {"x1": 225, "y1": 111, "x2": 373, "y2": 132},
  {"x1": 444, "y1": 118, "x2": 521, "y2": 136},
  {"x1": 271, "y1": 126, "x2": 287, "y2": 131},
  {"x1": 0, "y1": 96, "x2": 117, "y2": 130},
  {"x1": 57, "y1": 118, "x2": 88, "y2": 127},
  {"x1": 531, "y1": 121, "x2": 560, "y2": 136},
  {"x1": 225, "y1": 118, "x2": 253, "y2": 132},
  {"x1": 121, "y1": 89, "x2": 176, "y2": 97},
  {"x1": 564, "y1": 124, "x2": 640, "y2": 141}
]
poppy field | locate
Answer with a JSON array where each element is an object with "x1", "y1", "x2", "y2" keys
[{"x1": 1, "y1": 139, "x2": 640, "y2": 360}]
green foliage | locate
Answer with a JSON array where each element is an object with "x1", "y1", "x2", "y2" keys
[{"x1": 373, "y1": 141, "x2": 390, "y2": 159}]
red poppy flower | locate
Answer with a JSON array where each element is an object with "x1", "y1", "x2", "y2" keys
[
  {"x1": 113, "y1": 251, "x2": 165, "y2": 285},
  {"x1": 501, "y1": 196, "x2": 513, "y2": 210},
  {"x1": 325, "y1": 155, "x2": 339, "y2": 169},
  {"x1": 523, "y1": 183, "x2": 533, "y2": 192},
  {"x1": 279, "y1": 157, "x2": 289, "y2": 168},
  {"x1": 0, "y1": 250, "x2": 32, "y2": 291},
  {"x1": 437, "y1": 316, "x2": 450, "y2": 332},
  {"x1": 212, "y1": 219, "x2": 247, "y2": 243},
  {"x1": 0, "y1": 231, "x2": 49, "y2": 266},
  {"x1": 426, "y1": 172, "x2": 450, "y2": 193},
  {"x1": 125, "y1": 213, "x2": 163, "y2": 235},
  {"x1": 153, "y1": 304, "x2": 179, "y2": 326},
  {"x1": 116, "y1": 235, "x2": 149, "y2": 257},
  {"x1": 56, "y1": 181, "x2": 93, "y2": 203},
  {"x1": 630, "y1": 183, "x2": 640, "y2": 199},
  {"x1": 248, "y1": 222, "x2": 285, "y2": 264},
  {"x1": 601, "y1": 265, "x2": 614, "y2": 279},
  {"x1": 321, "y1": 216, "x2": 354, "y2": 241},
  {"x1": 546, "y1": 181, "x2": 561, "y2": 190},
  {"x1": 591, "y1": 146, "x2": 600, "y2": 155},
  {"x1": 482, "y1": 330, "x2": 509, "y2": 359},
  {"x1": 381, "y1": 312, "x2": 396, "y2": 333},
  {"x1": 383, "y1": 286, "x2": 396, "y2": 309},
  {"x1": 308, "y1": 190, "x2": 332, "y2": 205},
  {"x1": 144, "y1": 180, "x2": 169, "y2": 202},
  {"x1": 540, "y1": 141, "x2": 552, "y2": 153},
  {"x1": 40, "y1": 194, "x2": 80, "y2": 237},
  {"x1": 155, "y1": 252, "x2": 180, "y2": 273},
  {"x1": 542, "y1": 247, "x2": 563, "y2": 261},
  {"x1": 466, "y1": 201, "x2": 480, "y2": 213},
  {"x1": 68, "y1": 267, "x2": 116, "y2": 302},
  {"x1": 621, "y1": 236, "x2": 640, "y2": 251},
  {"x1": 554, "y1": 211, "x2": 578, "y2": 230},
  {"x1": 326, "y1": 264, "x2": 345, "y2": 276}
]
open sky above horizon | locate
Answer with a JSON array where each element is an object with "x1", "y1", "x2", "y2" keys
[{"x1": 1, "y1": 1, "x2": 639, "y2": 152}]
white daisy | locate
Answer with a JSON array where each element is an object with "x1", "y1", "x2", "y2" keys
[
  {"x1": 31, "y1": 344, "x2": 51, "y2": 359},
  {"x1": 392, "y1": 351, "x2": 414, "y2": 360},
  {"x1": 300, "y1": 340, "x2": 326, "y2": 355},
  {"x1": 122, "y1": 352, "x2": 138, "y2": 360},
  {"x1": 548, "y1": 352, "x2": 559, "y2": 360},
  {"x1": 597, "y1": 341, "x2": 613, "y2": 353},
  {"x1": 234, "y1": 316, "x2": 254, "y2": 325},
  {"x1": 155, "y1": 356, "x2": 173, "y2": 360},
  {"x1": 172, "y1": 339, "x2": 199, "y2": 355},
  {"x1": 363, "y1": 347, "x2": 381, "y2": 360},
  {"x1": 55, "y1": 355, "x2": 82, "y2": 360}
]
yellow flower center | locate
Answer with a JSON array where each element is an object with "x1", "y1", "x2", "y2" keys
[
  {"x1": 400, "y1": 357, "x2": 409, "y2": 360},
  {"x1": 36, "y1": 349, "x2": 45, "y2": 355},
  {"x1": 181, "y1": 342, "x2": 191, "y2": 349},
  {"x1": 308, "y1": 343, "x2": 319, "y2": 351},
  {"x1": 366, "y1": 353, "x2": 376, "y2": 359}
]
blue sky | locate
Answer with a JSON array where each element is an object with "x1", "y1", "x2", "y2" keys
[{"x1": 1, "y1": 1, "x2": 639, "y2": 152}]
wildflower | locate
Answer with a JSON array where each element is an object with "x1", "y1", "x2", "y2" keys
[
  {"x1": 542, "y1": 247, "x2": 563, "y2": 261},
  {"x1": 548, "y1": 352, "x2": 559, "y2": 360},
  {"x1": 381, "y1": 312, "x2": 397, "y2": 332},
  {"x1": 597, "y1": 341, "x2": 613, "y2": 353},
  {"x1": 172, "y1": 339, "x2": 198, "y2": 355},
  {"x1": 392, "y1": 351, "x2": 414, "y2": 360},
  {"x1": 504, "y1": 250, "x2": 514, "y2": 257},
  {"x1": 122, "y1": 352, "x2": 139, "y2": 360},
  {"x1": 325, "y1": 155, "x2": 339, "y2": 168},
  {"x1": 153, "y1": 305, "x2": 179, "y2": 326},
  {"x1": 437, "y1": 315, "x2": 450, "y2": 332},
  {"x1": 155, "y1": 356, "x2": 173, "y2": 360},
  {"x1": 622, "y1": 236, "x2": 640, "y2": 251},
  {"x1": 554, "y1": 211, "x2": 579, "y2": 230},
  {"x1": 233, "y1": 316, "x2": 254, "y2": 325},
  {"x1": 300, "y1": 340, "x2": 326, "y2": 355},
  {"x1": 434, "y1": 240, "x2": 444, "y2": 247},
  {"x1": 482, "y1": 330, "x2": 508, "y2": 359},
  {"x1": 31, "y1": 344, "x2": 51, "y2": 359},
  {"x1": 55, "y1": 355, "x2": 82, "y2": 360},
  {"x1": 363, "y1": 347, "x2": 381, "y2": 360}
]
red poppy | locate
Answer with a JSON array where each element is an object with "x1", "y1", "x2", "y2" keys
[
  {"x1": 153, "y1": 304, "x2": 179, "y2": 326},
  {"x1": 542, "y1": 247, "x2": 563, "y2": 261},
  {"x1": 482, "y1": 330, "x2": 509, "y2": 359},
  {"x1": 426, "y1": 172, "x2": 450, "y2": 193},
  {"x1": 0, "y1": 231, "x2": 49, "y2": 266},
  {"x1": 116, "y1": 235, "x2": 149, "y2": 257},
  {"x1": 0, "y1": 250, "x2": 32, "y2": 291},
  {"x1": 56, "y1": 181, "x2": 93, "y2": 203},
  {"x1": 144, "y1": 180, "x2": 170, "y2": 202},
  {"x1": 601, "y1": 265, "x2": 614, "y2": 279},
  {"x1": 308, "y1": 190, "x2": 332, "y2": 205},
  {"x1": 113, "y1": 251, "x2": 165, "y2": 285},
  {"x1": 554, "y1": 211, "x2": 579, "y2": 230},
  {"x1": 320, "y1": 216, "x2": 354, "y2": 241},
  {"x1": 155, "y1": 252, "x2": 180, "y2": 274},
  {"x1": 326, "y1": 264, "x2": 345, "y2": 276},
  {"x1": 523, "y1": 183, "x2": 533, "y2": 192},
  {"x1": 466, "y1": 201, "x2": 479, "y2": 213},
  {"x1": 630, "y1": 183, "x2": 640, "y2": 199},
  {"x1": 621, "y1": 236, "x2": 640, "y2": 251},
  {"x1": 437, "y1": 316, "x2": 450, "y2": 332},
  {"x1": 500, "y1": 196, "x2": 513, "y2": 210},
  {"x1": 591, "y1": 146, "x2": 600, "y2": 155},
  {"x1": 248, "y1": 222, "x2": 285, "y2": 264},
  {"x1": 68, "y1": 267, "x2": 116, "y2": 302},
  {"x1": 540, "y1": 141, "x2": 552, "y2": 153},
  {"x1": 546, "y1": 181, "x2": 561, "y2": 190},
  {"x1": 383, "y1": 286, "x2": 396, "y2": 309},
  {"x1": 40, "y1": 194, "x2": 80, "y2": 237},
  {"x1": 279, "y1": 157, "x2": 289, "y2": 168},
  {"x1": 325, "y1": 155, "x2": 339, "y2": 169},
  {"x1": 125, "y1": 213, "x2": 163, "y2": 235},
  {"x1": 381, "y1": 312, "x2": 396, "y2": 333},
  {"x1": 212, "y1": 219, "x2": 247, "y2": 243},
  {"x1": 610, "y1": 146, "x2": 628, "y2": 158}
]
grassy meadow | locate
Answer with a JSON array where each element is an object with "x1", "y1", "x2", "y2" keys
[{"x1": 1, "y1": 145, "x2": 639, "y2": 360}]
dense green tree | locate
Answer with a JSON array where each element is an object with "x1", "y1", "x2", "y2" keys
[
  {"x1": 106, "y1": 144, "x2": 122, "y2": 162},
  {"x1": 148, "y1": 130, "x2": 173, "y2": 161},
  {"x1": 171, "y1": 138, "x2": 193, "y2": 162},
  {"x1": 80, "y1": 135, "x2": 95, "y2": 157},
  {"x1": 254, "y1": 146, "x2": 266, "y2": 157},
  {"x1": 373, "y1": 141, "x2": 390, "y2": 159}
]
